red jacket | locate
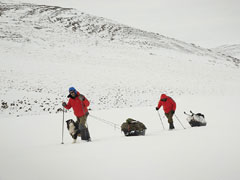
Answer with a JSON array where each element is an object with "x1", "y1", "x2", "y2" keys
[
  {"x1": 64, "y1": 92, "x2": 90, "y2": 117},
  {"x1": 157, "y1": 94, "x2": 176, "y2": 113}
]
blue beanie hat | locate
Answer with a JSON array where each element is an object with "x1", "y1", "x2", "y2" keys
[{"x1": 69, "y1": 87, "x2": 77, "y2": 94}]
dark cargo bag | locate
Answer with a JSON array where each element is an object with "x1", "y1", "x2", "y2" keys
[{"x1": 121, "y1": 118, "x2": 147, "y2": 136}]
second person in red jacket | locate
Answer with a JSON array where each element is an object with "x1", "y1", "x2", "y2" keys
[{"x1": 156, "y1": 94, "x2": 176, "y2": 130}]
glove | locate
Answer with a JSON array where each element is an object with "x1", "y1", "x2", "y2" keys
[
  {"x1": 62, "y1": 102, "x2": 67, "y2": 107},
  {"x1": 156, "y1": 107, "x2": 159, "y2": 111}
]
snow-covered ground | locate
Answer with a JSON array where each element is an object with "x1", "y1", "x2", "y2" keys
[
  {"x1": 0, "y1": 1, "x2": 240, "y2": 180},
  {"x1": 1, "y1": 96, "x2": 240, "y2": 180}
]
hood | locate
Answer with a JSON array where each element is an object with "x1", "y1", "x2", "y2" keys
[{"x1": 160, "y1": 94, "x2": 167, "y2": 100}]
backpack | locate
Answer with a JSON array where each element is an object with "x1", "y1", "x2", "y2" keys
[{"x1": 121, "y1": 118, "x2": 147, "y2": 136}]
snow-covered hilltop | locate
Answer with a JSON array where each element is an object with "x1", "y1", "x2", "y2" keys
[
  {"x1": 0, "y1": 1, "x2": 240, "y2": 117},
  {"x1": 0, "y1": 1, "x2": 239, "y2": 63}
]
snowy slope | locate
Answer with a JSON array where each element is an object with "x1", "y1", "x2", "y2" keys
[
  {"x1": 1, "y1": 1, "x2": 240, "y2": 117},
  {"x1": 213, "y1": 44, "x2": 240, "y2": 59},
  {"x1": 0, "y1": 1, "x2": 239, "y2": 60}
]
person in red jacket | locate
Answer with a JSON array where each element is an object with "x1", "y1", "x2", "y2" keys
[
  {"x1": 62, "y1": 87, "x2": 91, "y2": 141},
  {"x1": 156, "y1": 94, "x2": 176, "y2": 130}
]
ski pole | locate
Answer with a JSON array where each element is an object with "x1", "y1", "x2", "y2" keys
[
  {"x1": 157, "y1": 111, "x2": 165, "y2": 130},
  {"x1": 175, "y1": 114, "x2": 186, "y2": 129},
  {"x1": 61, "y1": 108, "x2": 64, "y2": 144}
]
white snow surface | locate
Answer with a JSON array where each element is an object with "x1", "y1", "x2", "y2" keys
[
  {"x1": 1, "y1": 96, "x2": 240, "y2": 180},
  {"x1": 0, "y1": 1, "x2": 240, "y2": 180}
]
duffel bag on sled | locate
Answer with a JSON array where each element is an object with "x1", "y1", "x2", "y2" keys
[{"x1": 121, "y1": 118, "x2": 147, "y2": 136}]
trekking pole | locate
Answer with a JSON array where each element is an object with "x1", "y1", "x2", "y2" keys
[
  {"x1": 157, "y1": 111, "x2": 165, "y2": 130},
  {"x1": 175, "y1": 114, "x2": 186, "y2": 129},
  {"x1": 61, "y1": 108, "x2": 64, "y2": 144}
]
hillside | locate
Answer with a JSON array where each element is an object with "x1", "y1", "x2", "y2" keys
[
  {"x1": 0, "y1": 1, "x2": 240, "y2": 117},
  {"x1": 0, "y1": 1, "x2": 239, "y2": 61}
]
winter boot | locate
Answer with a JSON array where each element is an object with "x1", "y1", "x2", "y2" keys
[
  {"x1": 81, "y1": 128, "x2": 91, "y2": 141},
  {"x1": 85, "y1": 128, "x2": 91, "y2": 142},
  {"x1": 169, "y1": 123, "x2": 175, "y2": 130}
]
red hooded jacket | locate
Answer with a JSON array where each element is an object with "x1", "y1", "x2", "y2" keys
[
  {"x1": 157, "y1": 94, "x2": 176, "y2": 113},
  {"x1": 64, "y1": 92, "x2": 90, "y2": 117}
]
